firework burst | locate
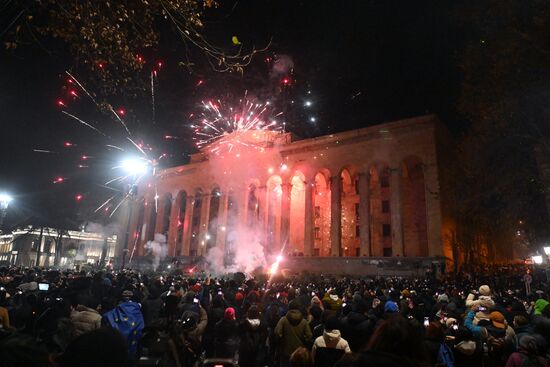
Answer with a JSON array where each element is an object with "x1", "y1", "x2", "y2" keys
[{"x1": 191, "y1": 92, "x2": 284, "y2": 155}]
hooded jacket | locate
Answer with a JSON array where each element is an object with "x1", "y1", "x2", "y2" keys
[
  {"x1": 239, "y1": 318, "x2": 268, "y2": 367},
  {"x1": 70, "y1": 305, "x2": 101, "y2": 336},
  {"x1": 322, "y1": 293, "x2": 343, "y2": 311},
  {"x1": 534, "y1": 299, "x2": 549, "y2": 315},
  {"x1": 312, "y1": 329, "x2": 351, "y2": 359},
  {"x1": 274, "y1": 309, "x2": 313, "y2": 357}
]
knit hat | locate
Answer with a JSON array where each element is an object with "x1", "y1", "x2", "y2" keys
[
  {"x1": 479, "y1": 285, "x2": 491, "y2": 296},
  {"x1": 224, "y1": 307, "x2": 236, "y2": 320},
  {"x1": 384, "y1": 300, "x2": 398, "y2": 313},
  {"x1": 479, "y1": 297, "x2": 494, "y2": 310},
  {"x1": 192, "y1": 284, "x2": 201, "y2": 293},
  {"x1": 401, "y1": 289, "x2": 410, "y2": 298},
  {"x1": 235, "y1": 292, "x2": 244, "y2": 302},
  {"x1": 490, "y1": 311, "x2": 506, "y2": 329}
]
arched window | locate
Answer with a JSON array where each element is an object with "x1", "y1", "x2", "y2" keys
[{"x1": 161, "y1": 193, "x2": 172, "y2": 235}]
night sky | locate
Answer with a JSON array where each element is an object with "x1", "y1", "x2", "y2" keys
[{"x1": 0, "y1": 1, "x2": 465, "y2": 228}]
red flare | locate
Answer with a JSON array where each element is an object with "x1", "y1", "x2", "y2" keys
[
  {"x1": 118, "y1": 109, "x2": 125, "y2": 115},
  {"x1": 57, "y1": 100, "x2": 66, "y2": 107},
  {"x1": 53, "y1": 177, "x2": 64, "y2": 184},
  {"x1": 157, "y1": 61, "x2": 163, "y2": 68},
  {"x1": 75, "y1": 194, "x2": 83, "y2": 201},
  {"x1": 196, "y1": 80, "x2": 204, "y2": 87},
  {"x1": 70, "y1": 90, "x2": 78, "y2": 97},
  {"x1": 64, "y1": 141, "x2": 73, "y2": 147}
]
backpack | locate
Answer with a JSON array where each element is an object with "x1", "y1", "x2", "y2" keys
[
  {"x1": 102, "y1": 301, "x2": 144, "y2": 356},
  {"x1": 436, "y1": 342, "x2": 455, "y2": 367}
]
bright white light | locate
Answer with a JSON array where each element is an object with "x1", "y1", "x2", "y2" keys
[
  {"x1": 121, "y1": 159, "x2": 148, "y2": 175},
  {"x1": 0, "y1": 193, "x2": 12, "y2": 209},
  {"x1": 310, "y1": 117, "x2": 316, "y2": 122},
  {"x1": 304, "y1": 101, "x2": 312, "y2": 107},
  {"x1": 533, "y1": 255, "x2": 543, "y2": 265},
  {"x1": 281, "y1": 164, "x2": 288, "y2": 171},
  {"x1": 268, "y1": 167, "x2": 274, "y2": 174},
  {"x1": 544, "y1": 247, "x2": 550, "y2": 256},
  {"x1": 276, "y1": 255, "x2": 283, "y2": 262}
]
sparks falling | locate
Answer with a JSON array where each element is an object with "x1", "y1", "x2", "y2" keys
[{"x1": 192, "y1": 93, "x2": 283, "y2": 155}]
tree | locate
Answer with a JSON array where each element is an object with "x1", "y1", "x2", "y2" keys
[
  {"x1": 450, "y1": 0, "x2": 550, "y2": 265},
  {"x1": 2, "y1": 0, "x2": 267, "y2": 95}
]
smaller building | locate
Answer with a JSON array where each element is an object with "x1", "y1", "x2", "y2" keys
[{"x1": 0, "y1": 227, "x2": 117, "y2": 268}]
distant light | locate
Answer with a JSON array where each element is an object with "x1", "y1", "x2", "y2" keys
[
  {"x1": 118, "y1": 109, "x2": 125, "y2": 116},
  {"x1": 120, "y1": 159, "x2": 148, "y2": 175},
  {"x1": 533, "y1": 255, "x2": 543, "y2": 265},
  {"x1": 544, "y1": 247, "x2": 550, "y2": 256},
  {"x1": 281, "y1": 164, "x2": 288, "y2": 171},
  {"x1": 304, "y1": 101, "x2": 312, "y2": 107},
  {"x1": 75, "y1": 194, "x2": 83, "y2": 201},
  {"x1": 167, "y1": 264, "x2": 171, "y2": 269},
  {"x1": 310, "y1": 117, "x2": 316, "y2": 122},
  {"x1": 268, "y1": 167, "x2": 274, "y2": 174}
]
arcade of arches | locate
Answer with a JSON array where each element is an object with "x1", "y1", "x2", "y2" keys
[{"x1": 122, "y1": 115, "x2": 452, "y2": 262}]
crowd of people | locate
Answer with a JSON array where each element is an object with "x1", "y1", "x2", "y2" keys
[{"x1": 0, "y1": 264, "x2": 549, "y2": 367}]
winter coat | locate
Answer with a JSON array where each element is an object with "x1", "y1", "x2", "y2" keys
[
  {"x1": 274, "y1": 309, "x2": 313, "y2": 357},
  {"x1": 239, "y1": 318, "x2": 268, "y2": 367},
  {"x1": 505, "y1": 352, "x2": 548, "y2": 367},
  {"x1": 312, "y1": 329, "x2": 351, "y2": 358},
  {"x1": 70, "y1": 305, "x2": 101, "y2": 336},
  {"x1": 454, "y1": 340, "x2": 482, "y2": 367},
  {"x1": 340, "y1": 311, "x2": 373, "y2": 352},
  {"x1": 214, "y1": 318, "x2": 239, "y2": 359},
  {"x1": 141, "y1": 297, "x2": 163, "y2": 326},
  {"x1": 322, "y1": 294, "x2": 343, "y2": 312}
]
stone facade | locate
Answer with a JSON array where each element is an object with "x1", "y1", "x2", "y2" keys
[{"x1": 120, "y1": 114, "x2": 454, "y2": 269}]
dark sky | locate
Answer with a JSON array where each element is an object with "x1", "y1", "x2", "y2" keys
[{"x1": 0, "y1": 0, "x2": 463, "y2": 228}]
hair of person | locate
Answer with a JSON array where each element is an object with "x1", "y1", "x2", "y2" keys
[
  {"x1": 425, "y1": 321, "x2": 445, "y2": 341},
  {"x1": 290, "y1": 347, "x2": 313, "y2": 367},
  {"x1": 367, "y1": 315, "x2": 427, "y2": 364}
]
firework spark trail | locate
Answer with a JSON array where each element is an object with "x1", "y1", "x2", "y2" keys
[
  {"x1": 106, "y1": 144, "x2": 125, "y2": 151},
  {"x1": 109, "y1": 193, "x2": 130, "y2": 217},
  {"x1": 65, "y1": 71, "x2": 99, "y2": 107},
  {"x1": 151, "y1": 71, "x2": 156, "y2": 124},
  {"x1": 94, "y1": 194, "x2": 118, "y2": 213},
  {"x1": 33, "y1": 149, "x2": 53, "y2": 153},
  {"x1": 108, "y1": 105, "x2": 132, "y2": 137},
  {"x1": 62, "y1": 111, "x2": 106, "y2": 136},
  {"x1": 127, "y1": 137, "x2": 147, "y2": 157},
  {"x1": 193, "y1": 93, "x2": 283, "y2": 154},
  {"x1": 105, "y1": 175, "x2": 127, "y2": 186}
]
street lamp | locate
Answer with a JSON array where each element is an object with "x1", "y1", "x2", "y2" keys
[
  {"x1": 119, "y1": 158, "x2": 149, "y2": 269},
  {"x1": 0, "y1": 193, "x2": 13, "y2": 233}
]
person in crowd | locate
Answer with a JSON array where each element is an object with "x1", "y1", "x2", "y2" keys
[
  {"x1": 239, "y1": 305, "x2": 268, "y2": 367},
  {"x1": 214, "y1": 307, "x2": 239, "y2": 359},
  {"x1": 312, "y1": 315, "x2": 351, "y2": 367},
  {"x1": 290, "y1": 347, "x2": 313, "y2": 367},
  {"x1": 70, "y1": 296, "x2": 101, "y2": 336},
  {"x1": 505, "y1": 334, "x2": 548, "y2": 367},
  {"x1": 275, "y1": 299, "x2": 313, "y2": 367}
]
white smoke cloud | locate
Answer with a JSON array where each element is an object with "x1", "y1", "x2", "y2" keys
[{"x1": 144, "y1": 233, "x2": 168, "y2": 271}]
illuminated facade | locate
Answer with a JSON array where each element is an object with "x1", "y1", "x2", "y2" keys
[
  {"x1": 122, "y1": 115, "x2": 454, "y2": 266},
  {"x1": 0, "y1": 227, "x2": 117, "y2": 268}
]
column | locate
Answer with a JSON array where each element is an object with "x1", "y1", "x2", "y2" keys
[
  {"x1": 198, "y1": 194, "x2": 211, "y2": 256},
  {"x1": 280, "y1": 183, "x2": 291, "y2": 252},
  {"x1": 330, "y1": 175, "x2": 342, "y2": 256},
  {"x1": 423, "y1": 163, "x2": 443, "y2": 256},
  {"x1": 167, "y1": 198, "x2": 179, "y2": 257},
  {"x1": 181, "y1": 196, "x2": 194, "y2": 256},
  {"x1": 304, "y1": 180, "x2": 314, "y2": 256},
  {"x1": 358, "y1": 172, "x2": 371, "y2": 256},
  {"x1": 216, "y1": 192, "x2": 229, "y2": 254},
  {"x1": 390, "y1": 168, "x2": 404, "y2": 256}
]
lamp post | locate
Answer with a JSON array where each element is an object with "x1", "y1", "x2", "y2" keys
[
  {"x1": 120, "y1": 159, "x2": 148, "y2": 269},
  {"x1": 0, "y1": 193, "x2": 13, "y2": 233}
]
